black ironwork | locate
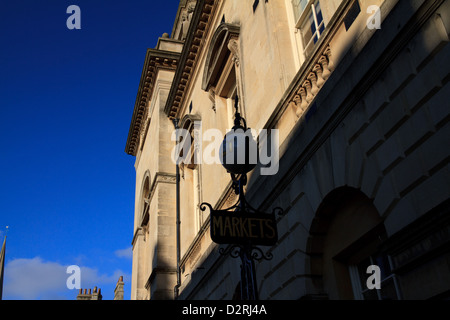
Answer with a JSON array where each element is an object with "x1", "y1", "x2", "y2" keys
[{"x1": 200, "y1": 96, "x2": 283, "y2": 300}]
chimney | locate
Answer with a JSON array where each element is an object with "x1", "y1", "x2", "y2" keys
[
  {"x1": 91, "y1": 287, "x2": 102, "y2": 300},
  {"x1": 114, "y1": 276, "x2": 124, "y2": 300},
  {"x1": 76, "y1": 287, "x2": 102, "y2": 300}
]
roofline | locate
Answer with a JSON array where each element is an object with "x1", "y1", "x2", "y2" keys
[{"x1": 125, "y1": 49, "x2": 181, "y2": 156}]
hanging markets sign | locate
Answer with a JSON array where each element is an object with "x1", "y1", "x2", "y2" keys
[{"x1": 210, "y1": 210, "x2": 278, "y2": 246}]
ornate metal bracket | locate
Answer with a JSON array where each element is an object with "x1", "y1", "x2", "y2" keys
[
  {"x1": 218, "y1": 244, "x2": 273, "y2": 261},
  {"x1": 198, "y1": 95, "x2": 284, "y2": 300}
]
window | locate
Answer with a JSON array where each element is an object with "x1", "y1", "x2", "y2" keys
[
  {"x1": 178, "y1": 116, "x2": 203, "y2": 245},
  {"x1": 300, "y1": 1, "x2": 325, "y2": 57},
  {"x1": 349, "y1": 252, "x2": 403, "y2": 300},
  {"x1": 292, "y1": 0, "x2": 310, "y2": 21},
  {"x1": 202, "y1": 23, "x2": 244, "y2": 129},
  {"x1": 141, "y1": 176, "x2": 151, "y2": 227},
  {"x1": 217, "y1": 71, "x2": 238, "y2": 130}
]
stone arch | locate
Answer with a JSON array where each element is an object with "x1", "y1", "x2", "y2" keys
[{"x1": 305, "y1": 186, "x2": 386, "y2": 299}]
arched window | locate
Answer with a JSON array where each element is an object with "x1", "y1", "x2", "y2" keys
[
  {"x1": 202, "y1": 23, "x2": 240, "y2": 93},
  {"x1": 202, "y1": 23, "x2": 244, "y2": 129},
  {"x1": 140, "y1": 172, "x2": 151, "y2": 235},
  {"x1": 177, "y1": 115, "x2": 204, "y2": 255}
]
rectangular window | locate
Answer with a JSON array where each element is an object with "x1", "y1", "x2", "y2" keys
[
  {"x1": 300, "y1": 1, "x2": 325, "y2": 57},
  {"x1": 350, "y1": 252, "x2": 403, "y2": 300}
]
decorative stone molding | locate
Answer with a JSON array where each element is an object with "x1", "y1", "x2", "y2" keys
[
  {"x1": 165, "y1": 0, "x2": 217, "y2": 119},
  {"x1": 125, "y1": 50, "x2": 180, "y2": 156},
  {"x1": 227, "y1": 38, "x2": 240, "y2": 67},
  {"x1": 324, "y1": 45, "x2": 335, "y2": 71},
  {"x1": 208, "y1": 86, "x2": 216, "y2": 112},
  {"x1": 307, "y1": 72, "x2": 319, "y2": 96},
  {"x1": 299, "y1": 87, "x2": 308, "y2": 110},
  {"x1": 318, "y1": 54, "x2": 332, "y2": 80},
  {"x1": 303, "y1": 79, "x2": 314, "y2": 103},
  {"x1": 288, "y1": 45, "x2": 335, "y2": 119},
  {"x1": 313, "y1": 63, "x2": 325, "y2": 88},
  {"x1": 178, "y1": 0, "x2": 197, "y2": 40}
]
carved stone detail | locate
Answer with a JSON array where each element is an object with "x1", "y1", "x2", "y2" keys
[
  {"x1": 293, "y1": 94, "x2": 303, "y2": 117},
  {"x1": 227, "y1": 38, "x2": 240, "y2": 67},
  {"x1": 208, "y1": 87, "x2": 216, "y2": 112},
  {"x1": 324, "y1": 45, "x2": 335, "y2": 71},
  {"x1": 287, "y1": 45, "x2": 335, "y2": 119},
  {"x1": 298, "y1": 87, "x2": 308, "y2": 111},
  {"x1": 303, "y1": 80, "x2": 314, "y2": 103},
  {"x1": 318, "y1": 55, "x2": 331, "y2": 81},
  {"x1": 313, "y1": 64, "x2": 325, "y2": 88},
  {"x1": 307, "y1": 72, "x2": 319, "y2": 96}
]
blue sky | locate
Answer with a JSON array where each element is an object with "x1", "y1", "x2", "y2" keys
[{"x1": 0, "y1": 0, "x2": 180, "y2": 299}]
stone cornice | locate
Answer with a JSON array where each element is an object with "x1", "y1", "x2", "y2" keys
[
  {"x1": 164, "y1": 0, "x2": 216, "y2": 119},
  {"x1": 125, "y1": 49, "x2": 180, "y2": 156}
]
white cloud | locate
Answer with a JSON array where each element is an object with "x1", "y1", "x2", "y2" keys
[
  {"x1": 114, "y1": 246, "x2": 133, "y2": 260},
  {"x1": 3, "y1": 256, "x2": 126, "y2": 300},
  {"x1": 4, "y1": 257, "x2": 67, "y2": 299}
]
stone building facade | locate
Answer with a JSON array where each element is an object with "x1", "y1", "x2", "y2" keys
[{"x1": 125, "y1": 0, "x2": 450, "y2": 300}]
